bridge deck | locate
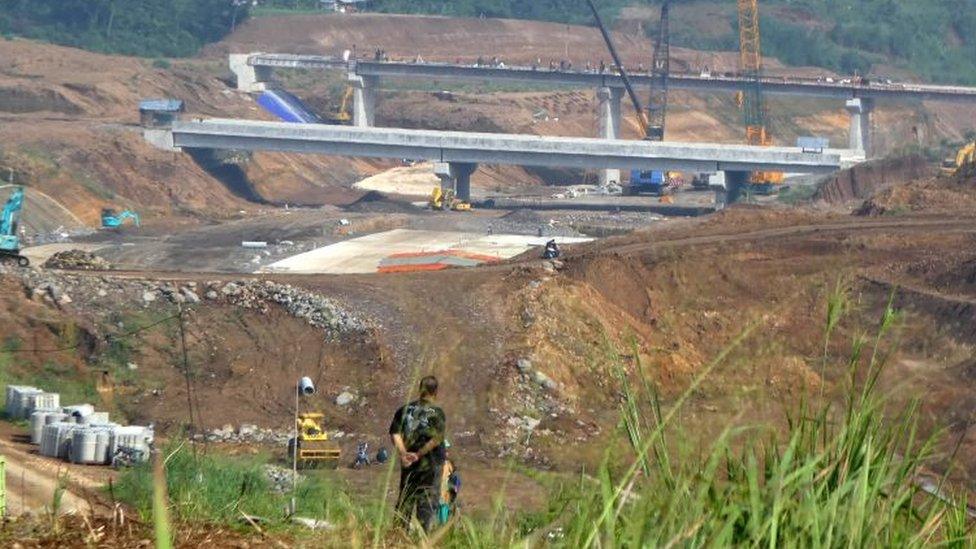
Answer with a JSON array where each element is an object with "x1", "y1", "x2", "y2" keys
[
  {"x1": 247, "y1": 54, "x2": 976, "y2": 103},
  {"x1": 170, "y1": 119, "x2": 841, "y2": 173}
]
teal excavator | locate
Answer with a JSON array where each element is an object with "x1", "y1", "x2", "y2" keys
[
  {"x1": 101, "y1": 208, "x2": 140, "y2": 229},
  {"x1": 0, "y1": 186, "x2": 29, "y2": 267}
]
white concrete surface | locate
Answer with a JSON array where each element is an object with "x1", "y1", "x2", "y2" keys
[{"x1": 261, "y1": 229, "x2": 591, "y2": 274}]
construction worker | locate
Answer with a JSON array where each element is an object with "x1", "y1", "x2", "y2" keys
[{"x1": 389, "y1": 375, "x2": 446, "y2": 531}]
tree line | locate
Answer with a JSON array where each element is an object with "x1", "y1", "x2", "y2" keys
[
  {"x1": 0, "y1": 0, "x2": 249, "y2": 57},
  {"x1": 1, "y1": 0, "x2": 974, "y2": 86}
]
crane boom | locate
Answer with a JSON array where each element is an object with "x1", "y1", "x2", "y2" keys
[
  {"x1": 647, "y1": 1, "x2": 670, "y2": 142},
  {"x1": 737, "y1": 0, "x2": 783, "y2": 187},
  {"x1": 584, "y1": 0, "x2": 649, "y2": 135}
]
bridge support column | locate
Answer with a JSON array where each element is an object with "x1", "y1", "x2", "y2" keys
[
  {"x1": 597, "y1": 86, "x2": 624, "y2": 186},
  {"x1": 229, "y1": 54, "x2": 272, "y2": 93},
  {"x1": 434, "y1": 162, "x2": 478, "y2": 202},
  {"x1": 724, "y1": 171, "x2": 750, "y2": 204},
  {"x1": 845, "y1": 98, "x2": 873, "y2": 156},
  {"x1": 349, "y1": 74, "x2": 378, "y2": 128}
]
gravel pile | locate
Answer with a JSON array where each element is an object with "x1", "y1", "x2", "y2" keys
[
  {"x1": 43, "y1": 250, "x2": 113, "y2": 271},
  {"x1": 0, "y1": 265, "x2": 367, "y2": 339},
  {"x1": 206, "y1": 279, "x2": 367, "y2": 336}
]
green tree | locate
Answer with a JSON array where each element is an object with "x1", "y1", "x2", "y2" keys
[{"x1": 0, "y1": 0, "x2": 248, "y2": 57}]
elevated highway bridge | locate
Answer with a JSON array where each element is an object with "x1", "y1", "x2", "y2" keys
[
  {"x1": 152, "y1": 118, "x2": 841, "y2": 202},
  {"x1": 231, "y1": 53, "x2": 976, "y2": 171}
]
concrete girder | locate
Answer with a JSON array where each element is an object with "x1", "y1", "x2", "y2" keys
[
  {"x1": 229, "y1": 54, "x2": 273, "y2": 93},
  {"x1": 168, "y1": 119, "x2": 843, "y2": 175}
]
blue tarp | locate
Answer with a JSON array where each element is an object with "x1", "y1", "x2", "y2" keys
[{"x1": 257, "y1": 89, "x2": 321, "y2": 124}]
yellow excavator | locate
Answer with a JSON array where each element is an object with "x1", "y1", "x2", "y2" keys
[
  {"x1": 942, "y1": 141, "x2": 976, "y2": 176},
  {"x1": 288, "y1": 413, "x2": 341, "y2": 469},
  {"x1": 429, "y1": 186, "x2": 471, "y2": 211},
  {"x1": 324, "y1": 86, "x2": 354, "y2": 125}
]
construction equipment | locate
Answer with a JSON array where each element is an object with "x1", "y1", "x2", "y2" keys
[
  {"x1": 0, "y1": 187, "x2": 29, "y2": 267},
  {"x1": 288, "y1": 413, "x2": 341, "y2": 469},
  {"x1": 627, "y1": 169, "x2": 684, "y2": 196},
  {"x1": 325, "y1": 86, "x2": 354, "y2": 125},
  {"x1": 942, "y1": 141, "x2": 976, "y2": 176},
  {"x1": 646, "y1": 1, "x2": 670, "y2": 142},
  {"x1": 429, "y1": 187, "x2": 471, "y2": 211},
  {"x1": 737, "y1": 0, "x2": 784, "y2": 193},
  {"x1": 586, "y1": 0, "x2": 683, "y2": 195},
  {"x1": 584, "y1": 0, "x2": 649, "y2": 134},
  {"x1": 101, "y1": 208, "x2": 140, "y2": 229}
]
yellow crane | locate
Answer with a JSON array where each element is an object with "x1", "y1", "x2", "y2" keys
[{"x1": 737, "y1": 0, "x2": 784, "y2": 191}]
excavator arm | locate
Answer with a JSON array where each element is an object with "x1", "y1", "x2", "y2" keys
[
  {"x1": 0, "y1": 187, "x2": 28, "y2": 266},
  {"x1": 943, "y1": 142, "x2": 976, "y2": 175},
  {"x1": 1, "y1": 187, "x2": 24, "y2": 237}
]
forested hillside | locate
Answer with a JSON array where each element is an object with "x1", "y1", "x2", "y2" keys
[
  {"x1": 0, "y1": 0, "x2": 249, "y2": 57},
  {"x1": 1, "y1": 0, "x2": 974, "y2": 85}
]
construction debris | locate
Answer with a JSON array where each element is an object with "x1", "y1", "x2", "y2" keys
[
  {"x1": 43, "y1": 250, "x2": 113, "y2": 271},
  {"x1": 0, "y1": 265, "x2": 368, "y2": 339}
]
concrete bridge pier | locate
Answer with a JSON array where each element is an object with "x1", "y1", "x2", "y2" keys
[
  {"x1": 229, "y1": 54, "x2": 273, "y2": 93},
  {"x1": 723, "y1": 170, "x2": 750, "y2": 204},
  {"x1": 845, "y1": 98, "x2": 873, "y2": 156},
  {"x1": 597, "y1": 86, "x2": 624, "y2": 186},
  {"x1": 349, "y1": 74, "x2": 379, "y2": 128},
  {"x1": 434, "y1": 162, "x2": 478, "y2": 202}
]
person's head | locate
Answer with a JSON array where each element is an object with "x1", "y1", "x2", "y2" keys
[{"x1": 419, "y1": 375, "x2": 439, "y2": 400}]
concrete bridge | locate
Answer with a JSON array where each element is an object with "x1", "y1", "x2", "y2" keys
[
  {"x1": 157, "y1": 118, "x2": 840, "y2": 201},
  {"x1": 231, "y1": 53, "x2": 976, "y2": 162}
]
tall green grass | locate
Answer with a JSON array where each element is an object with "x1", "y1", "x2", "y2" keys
[
  {"x1": 431, "y1": 298, "x2": 971, "y2": 547},
  {"x1": 113, "y1": 444, "x2": 356, "y2": 529},
  {"x1": 120, "y1": 296, "x2": 972, "y2": 546}
]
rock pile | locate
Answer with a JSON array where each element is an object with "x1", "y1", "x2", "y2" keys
[
  {"x1": 263, "y1": 464, "x2": 300, "y2": 493},
  {"x1": 0, "y1": 265, "x2": 367, "y2": 339},
  {"x1": 203, "y1": 280, "x2": 367, "y2": 335},
  {"x1": 43, "y1": 250, "x2": 112, "y2": 271},
  {"x1": 194, "y1": 423, "x2": 292, "y2": 445},
  {"x1": 192, "y1": 423, "x2": 357, "y2": 447}
]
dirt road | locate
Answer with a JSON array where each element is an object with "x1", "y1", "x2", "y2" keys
[{"x1": 0, "y1": 423, "x2": 101, "y2": 517}]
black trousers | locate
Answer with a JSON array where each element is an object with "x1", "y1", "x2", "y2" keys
[{"x1": 396, "y1": 467, "x2": 438, "y2": 531}]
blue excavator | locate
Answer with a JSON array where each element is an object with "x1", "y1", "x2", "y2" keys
[
  {"x1": 0, "y1": 186, "x2": 29, "y2": 267},
  {"x1": 101, "y1": 208, "x2": 140, "y2": 229}
]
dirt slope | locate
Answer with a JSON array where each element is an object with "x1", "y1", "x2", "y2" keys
[
  {"x1": 6, "y1": 208, "x2": 976, "y2": 480},
  {"x1": 213, "y1": 12, "x2": 790, "y2": 74},
  {"x1": 0, "y1": 38, "x2": 387, "y2": 225},
  {"x1": 816, "y1": 155, "x2": 933, "y2": 206}
]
